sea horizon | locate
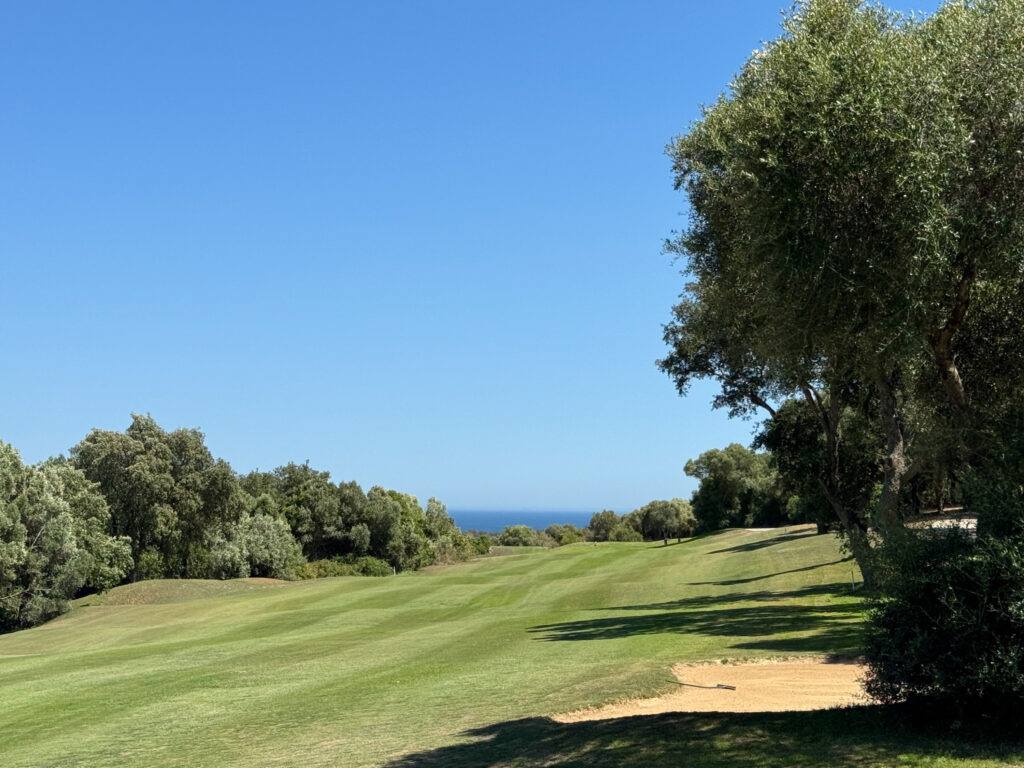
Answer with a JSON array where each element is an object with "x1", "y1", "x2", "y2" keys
[{"x1": 450, "y1": 509, "x2": 595, "y2": 534}]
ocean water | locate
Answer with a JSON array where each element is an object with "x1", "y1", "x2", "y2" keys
[{"x1": 451, "y1": 510, "x2": 594, "y2": 534}]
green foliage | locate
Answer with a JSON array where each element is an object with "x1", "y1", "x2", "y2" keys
[
  {"x1": 496, "y1": 525, "x2": 559, "y2": 548},
  {"x1": 664, "y1": 0, "x2": 1024, "y2": 391},
  {"x1": 544, "y1": 523, "x2": 585, "y2": 546},
  {"x1": 238, "y1": 513, "x2": 305, "y2": 579},
  {"x1": 962, "y1": 411, "x2": 1024, "y2": 540},
  {"x1": 244, "y1": 471, "x2": 462, "y2": 571},
  {"x1": 866, "y1": 422, "x2": 1024, "y2": 717},
  {"x1": 265, "y1": 463, "x2": 366, "y2": 561},
  {"x1": 295, "y1": 554, "x2": 393, "y2": 579},
  {"x1": 588, "y1": 510, "x2": 618, "y2": 542},
  {"x1": 632, "y1": 499, "x2": 697, "y2": 541},
  {"x1": 345, "y1": 522, "x2": 371, "y2": 556},
  {"x1": 71, "y1": 414, "x2": 243, "y2": 580},
  {"x1": 422, "y1": 497, "x2": 473, "y2": 564},
  {"x1": 498, "y1": 525, "x2": 536, "y2": 547},
  {"x1": 3, "y1": 416, "x2": 467, "y2": 627},
  {"x1": 865, "y1": 530, "x2": 1024, "y2": 719},
  {"x1": 685, "y1": 444, "x2": 786, "y2": 531},
  {"x1": 353, "y1": 555, "x2": 393, "y2": 577},
  {"x1": 755, "y1": 399, "x2": 882, "y2": 533},
  {"x1": 608, "y1": 522, "x2": 642, "y2": 542},
  {"x1": 470, "y1": 533, "x2": 496, "y2": 555},
  {"x1": 0, "y1": 443, "x2": 131, "y2": 632},
  {"x1": 659, "y1": 0, "x2": 1024, "y2": 587},
  {"x1": 424, "y1": 497, "x2": 456, "y2": 539}
]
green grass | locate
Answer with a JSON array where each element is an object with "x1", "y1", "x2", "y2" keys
[
  {"x1": 0, "y1": 526, "x2": 1019, "y2": 767},
  {"x1": 73, "y1": 577, "x2": 288, "y2": 606}
]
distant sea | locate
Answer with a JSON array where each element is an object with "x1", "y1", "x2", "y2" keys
[{"x1": 451, "y1": 510, "x2": 594, "y2": 534}]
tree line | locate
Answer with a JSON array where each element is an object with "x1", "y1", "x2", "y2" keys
[
  {"x1": 1, "y1": 412, "x2": 707, "y2": 634},
  {"x1": 661, "y1": 0, "x2": 1024, "y2": 721},
  {"x1": 0, "y1": 414, "x2": 475, "y2": 633},
  {"x1": 489, "y1": 498, "x2": 697, "y2": 549}
]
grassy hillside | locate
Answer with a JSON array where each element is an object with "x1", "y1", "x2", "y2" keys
[{"x1": 0, "y1": 526, "x2": 1018, "y2": 767}]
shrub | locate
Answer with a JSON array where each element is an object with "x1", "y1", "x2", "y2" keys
[
  {"x1": 864, "y1": 528, "x2": 1024, "y2": 721},
  {"x1": 352, "y1": 556, "x2": 392, "y2": 577},
  {"x1": 136, "y1": 550, "x2": 165, "y2": 581},
  {"x1": 545, "y1": 524, "x2": 585, "y2": 546},
  {"x1": 240, "y1": 513, "x2": 304, "y2": 579},
  {"x1": 588, "y1": 510, "x2": 618, "y2": 541},
  {"x1": 498, "y1": 525, "x2": 535, "y2": 546},
  {"x1": 295, "y1": 555, "x2": 393, "y2": 579},
  {"x1": 609, "y1": 522, "x2": 642, "y2": 542},
  {"x1": 470, "y1": 533, "x2": 495, "y2": 555},
  {"x1": 296, "y1": 559, "x2": 358, "y2": 579},
  {"x1": 206, "y1": 537, "x2": 248, "y2": 579}
]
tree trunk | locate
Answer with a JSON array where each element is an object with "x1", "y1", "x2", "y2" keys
[
  {"x1": 801, "y1": 383, "x2": 879, "y2": 590},
  {"x1": 927, "y1": 256, "x2": 974, "y2": 416},
  {"x1": 875, "y1": 368, "x2": 911, "y2": 540},
  {"x1": 818, "y1": 478, "x2": 878, "y2": 590}
]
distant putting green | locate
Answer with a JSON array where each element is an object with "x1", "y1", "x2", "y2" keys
[{"x1": 1, "y1": 527, "x2": 1018, "y2": 767}]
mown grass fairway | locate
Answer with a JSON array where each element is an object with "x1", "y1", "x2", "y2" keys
[{"x1": 1, "y1": 526, "x2": 1020, "y2": 767}]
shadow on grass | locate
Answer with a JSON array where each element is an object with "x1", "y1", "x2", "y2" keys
[
  {"x1": 383, "y1": 706, "x2": 1024, "y2": 768},
  {"x1": 645, "y1": 540, "x2": 691, "y2": 548},
  {"x1": 604, "y1": 583, "x2": 854, "y2": 612},
  {"x1": 529, "y1": 593, "x2": 862, "y2": 654},
  {"x1": 686, "y1": 557, "x2": 855, "y2": 586},
  {"x1": 707, "y1": 529, "x2": 819, "y2": 555}
]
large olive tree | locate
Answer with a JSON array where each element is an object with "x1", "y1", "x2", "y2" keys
[{"x1": 660, "y1": 0, "x2": 1024, "y2": 587}]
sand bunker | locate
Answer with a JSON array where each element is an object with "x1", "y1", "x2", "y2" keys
[{"x1": 553, "y1": 658, "x2": 866, "y2": 722}]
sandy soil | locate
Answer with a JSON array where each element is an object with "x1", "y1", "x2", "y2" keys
[{"x1": 553, "y1": 658, "x2": 867, "y2": 721}]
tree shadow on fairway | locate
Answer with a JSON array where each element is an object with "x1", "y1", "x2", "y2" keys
[
  {"x1": 528, "y1": 598, "x2": 862, "y2": 654},
  {"x1": 706, "y1": 529, "x2": 819, "y2": 555},
  {"x1": 686, "y1": 557, "x2": 855, "y2": 586},
  {"x1": 603, "y1": 582, "x2": 854, "y2": 612},
  {"x1": 382, "y1": 706, "x2": 1024, "y2": 768}
]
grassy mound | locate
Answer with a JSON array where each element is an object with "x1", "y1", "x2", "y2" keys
[
  {"x1": 1, "y1": 526, "x2": 1018, "y2": 767},
  {"x1": 74, "y1": 578, "x2": 290, "y2": 607}
]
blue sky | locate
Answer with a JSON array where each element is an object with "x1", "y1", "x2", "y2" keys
[{"x1": 1, "y1": 1, "x2": 939, "y2": 512}]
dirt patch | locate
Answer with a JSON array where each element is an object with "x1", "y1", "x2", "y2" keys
[{"x1": 553, "y1": 658, "x2": 867, "y2": 721}]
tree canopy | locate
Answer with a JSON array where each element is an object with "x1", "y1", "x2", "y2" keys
[
  {"x1": 0, "y1": 414, "x2": 486, "y2": 634},
  {"x1": 660, "y1": 0, "x2": 1024, "y2": 586},
  {"x1": 685, "y1": 444, "x2": 785, "y2": 531},
  {"x1": 0, "y1": 443, "x2": 131, "y2": 632}
]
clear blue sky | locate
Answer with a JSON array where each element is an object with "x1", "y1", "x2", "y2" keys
[{"x1": 1, "y1": 1, "x2": 939, "y2": 512}]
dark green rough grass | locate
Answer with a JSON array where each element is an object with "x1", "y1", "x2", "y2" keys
[{"x1": 0, "y1": 526, "x2": 1020, "y2": 767}]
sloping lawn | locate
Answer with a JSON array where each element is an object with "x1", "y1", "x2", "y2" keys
[{"x1": 0, "y1": 526, "x2": 1018, "y2": 767}]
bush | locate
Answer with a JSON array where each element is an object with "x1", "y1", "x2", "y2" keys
[
  {"x1": 864, "y1": 528, "x2": 1024, "y2": 721},
  {"x1": 240, "y1": 513, "x2": 304, "y2": 579},
  {"x1": 206, "y1": 538, "x2": 248, "y2": 579},
  {"x1": 295, "y1": 555, "x2": 393, "y2": 579},
  {"x1": 498, "y1": 525, "x2": 535, "y2": 546},
  {"x1": 296, "y1": 559, "x2": 357, "y2": 579},
  {"x1": 545, "y1": 524, "x2": 584, "y2": 546},
  {"x1": 588, "y1": 510, "x2": 618, "y2": 542},
  {"x1": 609, "y1": 522, "x2": 642, "y2": 542},
  {"x1": 352, "y1": 555, "x2": 393, "y2": 577},
  {"x1": 470, "y1": 533, "x2": 496, "y2": 555}
]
